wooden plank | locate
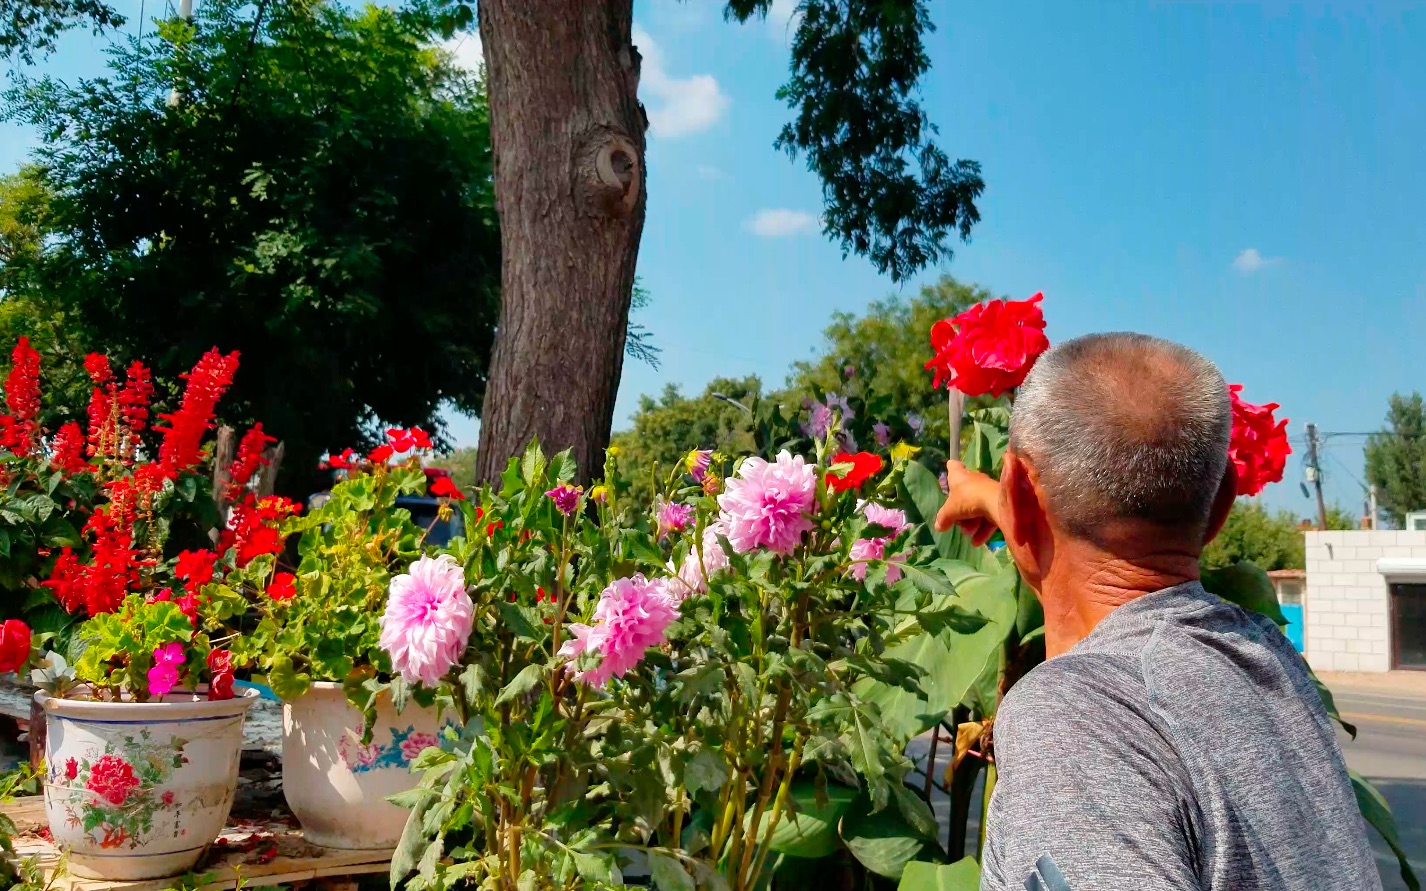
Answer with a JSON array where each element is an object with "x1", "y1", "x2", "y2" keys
[{"x1": 1, "y1": 797, "x2": 391, "y2": 891}]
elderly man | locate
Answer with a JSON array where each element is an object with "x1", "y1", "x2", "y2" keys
[{"x1": 935, "y1": 333, "x2": 1380, "y2": 891}]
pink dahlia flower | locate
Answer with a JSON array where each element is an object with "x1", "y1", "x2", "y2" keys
[
  {"x1": 656, "y1": 499, "x2": 695, "y2": 540},
  {"x1": 379, "y1": 554, "x2": 473, "y2": 687},
  {"x1": 686, "y1": 449, "x2": 713, "y2": 482},
  {"x1": 557, "y1": 575, "x2": 679, "y2": 687},
  {"x1": 850, "y1": 503, "x2": 912, "y2": 583},
  {"x1": 545, "y1": 483, "x2": 582, "y2": 516},
  {"x1": 671, "y1": 523, "x2": 731, "y2": 598},
  {"x1": 716, "y1": 451, "x2": 817, "y2": 555}
]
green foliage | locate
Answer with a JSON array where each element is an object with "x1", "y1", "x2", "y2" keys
[
  {"x1": 0, "y1": 462, "x2": 88, "y2": 627},
  {"x1": 74, "y1": 597, "x2": 210, "y2": 698},
  {"x1": 1200, "y1": 502, "x2": 1308, "y2": 571},
  {"x1": 233, "y1": 464, "x2": 430, "y2": 700},
  {"x1": 1365, "y1": 392, "x2": 1426, "y2": 526},
  {"x1": 609, "y1": 376, "x2": 762, "y2": 504},
  {"x1": 5, "y1": 0, "x2": 501, "y2": 490},
  {"x1": 726, "y1": 1, "x2": 983, "y2": 281},
  {"x1": 897, "y1": 857, "x2": 980, "y2": 890},
  {"x1": 0, "y1": 0, "x2": 124, "y2": 64}
]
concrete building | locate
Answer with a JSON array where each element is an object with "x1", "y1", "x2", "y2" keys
[{"x1": 1304, "y1": 530, "x2": 1426, "y2": 672}]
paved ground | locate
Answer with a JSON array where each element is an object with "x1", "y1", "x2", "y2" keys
[
  {"x1": 910, "y1": 672, "x2": 1426, "y2": 889},
  {"x1": 1329, "y1": 676, "x2": 1426, "y2": 891}
]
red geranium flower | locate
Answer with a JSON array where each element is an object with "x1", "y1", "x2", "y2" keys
[
  {"x1": 430, "y1": 476, "x2": 465, "y2": 500},
  {"x1": 0, "y1": 619, "x2": 31, "y2": 674},
  {"x1": 925, "y1": 292, "x2": 1049, "y2": 397},
  {"x1": 207, "y1": 649, "x2": 235, "y2": 701},
  {"x1": 86, "y1": 755, "x2": 140, "y2": 807},
  {"x1": 826, "y1": 452, "x2": 885, "y2": 493},
  {"x1": 238, "y1": 526, "x2": 283, "y2": 567},
  {"x1": 174, "y1": 550, "x2": 218, "y2": 595},
  {"x1": 1228, "y1": 384, "x2": 1291, "y2": 497},
  {"x1": 368, "y1": 444, "x2": 394, "y2": 465},
  {"x1": 266, "y1": 572, "x2": 297, "y2": 602},
  {"x1": 327, "y1": 448, "x2": 358, "y2": 471}
]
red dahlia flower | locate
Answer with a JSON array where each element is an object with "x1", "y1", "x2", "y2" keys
[
  {"x1": 827, "y1": 451, "x2": 885, "y2": 493},
  {"x1": 925, "y1": 292, "x2": 1050, "y2": 397},
  {"x1": 1228, "y1": 384, "x2": 1291, "y2": 497}
]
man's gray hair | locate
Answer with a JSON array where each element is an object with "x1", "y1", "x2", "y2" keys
[{"x1": 1008, "y1": 332, "x2": 1231, "y2": 538}]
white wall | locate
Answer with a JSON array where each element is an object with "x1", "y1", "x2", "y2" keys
[{"x1": 1304, "y1": 530, "x2": 1426, "y2": 672}]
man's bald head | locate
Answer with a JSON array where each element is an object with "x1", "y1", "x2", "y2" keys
[{"x1": 1008, "y1": 333, "x2": 1231, "y2": 541}]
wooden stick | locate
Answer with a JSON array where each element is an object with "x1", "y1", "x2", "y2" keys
[{"x1": 948, "y1": 388, "x2": 965, "y2": 463}]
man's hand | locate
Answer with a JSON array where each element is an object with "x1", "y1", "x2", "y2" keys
[{"x1": 934, "y1": 461, "x2": 1003, "y2": 547}]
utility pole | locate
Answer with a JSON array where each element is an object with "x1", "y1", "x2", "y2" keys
[
  {"x1": 1305, "y1": 423, "x2": 1329, "y2": 531},
  {"x1": 167, "y1": 0, "x2": 196, "y2": 108},
  {"x1": 1369, "y1": 484, "x2": 1379, "y2": 531}
]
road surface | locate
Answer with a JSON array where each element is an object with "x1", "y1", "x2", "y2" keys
[{"x1": 1334, "y1": 684, "x2": 1426, "y2": 891}]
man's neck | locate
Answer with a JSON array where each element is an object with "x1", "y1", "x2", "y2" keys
[{"x1": 1038, "y1": 535, "x2": 1202, "y2": 658}]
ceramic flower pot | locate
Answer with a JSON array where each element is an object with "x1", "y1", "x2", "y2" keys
[
  {"x1": 281, "y1": 681, "x2": 443, "y2": 850},
  {"x1": 37, "y1": 686, "x2": 259, "y2": 881}
]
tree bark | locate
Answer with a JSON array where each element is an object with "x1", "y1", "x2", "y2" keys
[{"x1": 474, "y1": 0, "x2": 646, "y2": 484}]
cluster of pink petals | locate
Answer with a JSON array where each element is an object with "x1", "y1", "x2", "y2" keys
[
  {"x1": 671, "y1": 523, "x2": 731, "y2": 598},
  {"x1": 147, "y1": 642, "x2": 185, "y2": 698},
  {"x1": 685, "y1": 449, "x2": 713, "y2": 482},
  {"x1": 656, "y1": 499, "x2": 695, "y2": 540},
  {"x1": 716, "y1": 451, "x2": 817, "y2": 555},
  {"x1": 379, "y1": 555, "x2": 473, "y2": 687},
  {"x1": 558, "y1": 575, "x2": 679, "y2": 687},
  {"x1": 850, "y1": 503, "x2": 912, "y2": 583}
]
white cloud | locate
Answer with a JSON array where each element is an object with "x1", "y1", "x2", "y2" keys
[
  {"x1": 1231, "y1": 248, "x2": 1283, "y2": 274},
  {"x1": 440, "y1": 32, "x2": 483, "y2": 73},
  {"x1": 767, "y1": 0, "x2": 802, "y2": 38},
  {"x1": 633, "y1": 25, "x2": 730, "y2": 138},
  {"x1": 747, "y1": 208, "x2": 818, "y2": 237}
]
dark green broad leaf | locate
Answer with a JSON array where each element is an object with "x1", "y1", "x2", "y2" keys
[
  {"x1": 898, "y1": 857, "x2": 982, "y2": 891},
  {"x1": 840, "y1": 791, "x2": 941, "y2": 880},
  {"x1": 493, "y1": 663, "x2": 544, "y2": 707},
  {"x1": 748, "y1": 780, "x2": 859, "y2": 860},
  {"x1": 963, "y1": 408, "x2": 1009, "y2": 477},
  {"x1": 855, "y1": 560, "x2": 1019, "y2": 740},
  {"x1": 1310, "y1": 668, "x2": 1356, "y2": 739},
  {"x1": 1200, "y1": 561, "x2": 1287, "y2": 626},
  {"x1": 1351, "y1": 770, "x2": 1421, "y2": 891},
  {"x1": 682, "y1": 747, "x2": 729, "y2": 797}
]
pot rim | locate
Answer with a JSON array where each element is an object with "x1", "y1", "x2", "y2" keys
[{"x1": 37, "y1": 685, "x2": 259, "y2": 721}]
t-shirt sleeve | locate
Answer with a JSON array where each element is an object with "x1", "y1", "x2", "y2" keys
[{"x1": 980, "y1": 655, "x2": 1202, "y2": 891}]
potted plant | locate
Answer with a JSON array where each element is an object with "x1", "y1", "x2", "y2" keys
[
  {"x1": 228, "y1": 429, "x2": 457, "y2": 851},
  {"x1": 32, "y1": 346, "x2": 281, "y2": 881}
]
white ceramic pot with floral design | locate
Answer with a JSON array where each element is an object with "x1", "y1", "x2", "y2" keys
[
  {"x1": 37, "y1": 686, "x2": 259, "y2": 881},
  {"x1": 281, "y1": 681, "x2": 443, "y2": 850}
]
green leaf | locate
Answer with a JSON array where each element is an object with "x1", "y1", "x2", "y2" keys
[
  {"x1": 1200, "y1": 561, "x2": 1287, "y2": 626},
  {"x1": 390, "y1": 794, "x2": 436, "y2": 885},
  {"x1": 493, "y1": 663, "x2": 544, "y2": 707},
  {"x1": 841, "y1": 793, "x2": 938, "y2": 880},
  {"x1": 682, "y1": 747, "x2": 729, "y2": 797},
  {"x1": 520, "y1": 440, "x2": 546, "y2": 488},
  {"x1": 267, "y1": 657, "x2": 310, "y2": 702},
  {"x1": 1351, "y1": 769, "x2": 1421, "y2": 891},
  {"x1": 648, "y1": 852, "x2": 695, "y2": 891},
  {"x1": 497, "y1": 601, "x2": 544, "y2": 641},
  {"x1": 898, "y1": 857, "x2": 982, "y2": 891},
  {"x1": 748, "y1": 780, "x2": 858, "y2": 859},
  {"x1": 570, "y1": 851, "x2": 615, "y2": 884},
  {"x1": 1309, "y1": 669, "x2": 1356, "y2": 739}
]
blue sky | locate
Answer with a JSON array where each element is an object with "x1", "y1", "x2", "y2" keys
[{"x1": 4, "y1": 1, "x2": 1424, "y2": 519}]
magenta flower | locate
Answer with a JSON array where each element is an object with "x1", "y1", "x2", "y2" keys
[
  {"x1": 872, "y1": 422, "x2": 891, "y2": 448},
  {"x1": 656, "y1": 499, "x2": 695, "y2": 540},
  {"x1": 801, "y1": 398, "x2": 834, "y2": 442},
  {"x1": 545, "y1": 483, "x2": 582, "y2": 516},
  {"x1": 685, "y1": 449, "x2": 714, "y2": 482},
  {"x1": 379, "y1": 554, "x2": 473, "y2": 687},
  {"x1": 558, "y1": 575, "x2": 680, "y2": 687},
  {"x1": 850, "y1": 503, "x2": 912, "y2": 583},
  {"x1": 147, "y1": 642, "x2": 185, "y2": 698},
  {"x1": 671, "y1": 523, "x2": 731, "y2": 598},
  {"x1": 716, "y1": 451, "x2": 817, "y2": 555}
]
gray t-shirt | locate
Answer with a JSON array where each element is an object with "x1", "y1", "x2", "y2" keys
[{"x1": 981, "y1": 582, "x2": 1381, "y2": 891}]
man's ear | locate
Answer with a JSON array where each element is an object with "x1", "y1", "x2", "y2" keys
[
  {"x1": 1001, "y1": 450, "x2": 1048, "y2": 585},
  {"x1": 1204, "y1": 461, "x2": 1239, "y2": 545}
]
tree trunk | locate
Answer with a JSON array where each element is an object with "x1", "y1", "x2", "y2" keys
[{"x1": 474, "y1": 0, "x2": 646, "y2": 484}]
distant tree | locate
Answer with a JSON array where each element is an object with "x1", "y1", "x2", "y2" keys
[
  {"x1": 0, "y1": 0, "x2": 124, "y2": 64},
  {"x1": 1202, "y1": 503, "x2": 1310, "y2": 571},
  {"x1": 1365, "y1": 393, "x2": 1426, "y2": 526},
  {"x1": 610, "y1": 376, "x2": 763, "y2": 504},
  {"x1": 786, "y1": 274, "x2": 990, "y2": 450},
  {"x1": 6, "y1": 0, "x2": 501, "y2": 491}
]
